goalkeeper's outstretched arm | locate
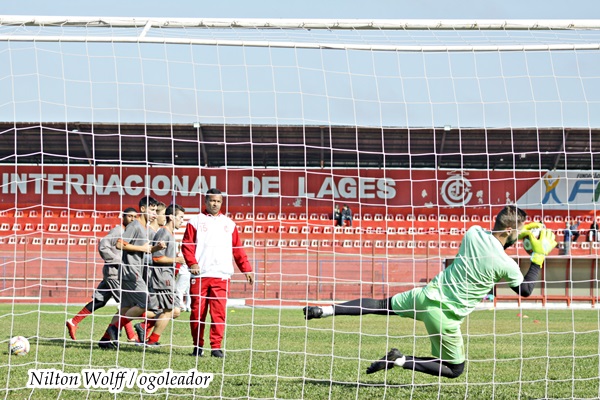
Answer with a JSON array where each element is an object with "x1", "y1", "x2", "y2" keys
[
  {"x1": 509, "y1": 263, "x2": 541, "y2": 297},
  {"x1": 511, "y1": 227, "x2": 557, "y2": 297}
]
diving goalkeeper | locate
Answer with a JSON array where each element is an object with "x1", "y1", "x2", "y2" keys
[{"x1": 304, "y1": 205, "x2": 557, "y2": 379}]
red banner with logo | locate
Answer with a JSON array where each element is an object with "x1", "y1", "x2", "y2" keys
[{"x1": 0, "y1": 166, "x2": 542, "y2": 213}]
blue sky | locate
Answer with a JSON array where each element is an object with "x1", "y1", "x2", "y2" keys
[
  {"x1": 2, "y1": 1, "x2": 599, "y2": 19},
  {"x1": 1, "y1": 1, "x2": 600, "y2": 128}
]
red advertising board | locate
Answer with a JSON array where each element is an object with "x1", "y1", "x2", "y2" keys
[{"x1": 0, "y1": 166, "x2": 543, "y2": 214}]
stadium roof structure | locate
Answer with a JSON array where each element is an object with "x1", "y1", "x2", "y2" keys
[{"x1": 1, "y1": 122, "x2": 598, "y2": 171}]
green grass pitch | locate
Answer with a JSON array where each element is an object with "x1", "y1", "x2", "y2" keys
[{"x1": 1, "y1": 304, "x2": 599, "y2": 399}]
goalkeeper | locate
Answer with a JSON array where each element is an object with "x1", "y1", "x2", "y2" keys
[{"x1": 304, "y1": 205, "x2": 556, "y2": 379}]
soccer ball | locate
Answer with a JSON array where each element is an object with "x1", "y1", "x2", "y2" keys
[
  {"x1": 522, "y1": 228, "x2": 541, "y2": 254},
  {"x1": 9, "y1": 336, "x2": 30, "y2": 356}
]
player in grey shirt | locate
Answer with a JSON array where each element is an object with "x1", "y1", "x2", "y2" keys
[
  {"x1": 66, "y1": 208, "x2": 137, "y2": 340},
  {"x1": 136, "y1": 204, "x2": 186, "y2": 346},
  {"x1": 98, "y1": 196, "x2": 165, "y2": 349}
]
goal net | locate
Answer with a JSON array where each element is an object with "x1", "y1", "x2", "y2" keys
[{"x1": 1, "y1": 17, "x2": 600, "y2": 398}]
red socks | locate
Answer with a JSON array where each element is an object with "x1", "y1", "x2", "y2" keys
[{"x1": 71, "y1": 307, "x2": 92, "y2": 325}]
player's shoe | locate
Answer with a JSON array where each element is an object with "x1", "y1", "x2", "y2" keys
[
  {"x1": 106, "y1": 324, "x2": 120, "y2": 345},
  {"x1": 134, "y1": 323, "x2": 147, "y2": 343},
  {"x1": 191, "y1": 347, "x2": 203, "y2": 357},
  {"x1": 65, "y1": 319, "x2": 78, "y2": 340},
  {"x1": 144, "y1": 341, "x2": 161, "y2": 347},
  {"x1": 98, "y1": 338, "x2": 116, "y2": 350},
  {"x1": 211, "y1": 349, "x2": 224, "y2": 358},
  {"x1": 366, "y1": 348, "x2": 404, "y2": 374},
  {"x1": 303, "y1": 306, "x2": 323, "y2": 320}
]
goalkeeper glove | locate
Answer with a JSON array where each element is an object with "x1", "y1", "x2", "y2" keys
[
  {"x1": 521, "y1": 228, "x2": 557, "y2": 266},
  {"x1": 518, "y1": 222, "x2": 545, "y2": 240}
]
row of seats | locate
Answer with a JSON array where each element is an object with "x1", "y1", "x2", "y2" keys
[
  {"x1": 1, "y1": 209, "x2": 595, "y2": 224},
  {"x1": 2, "y1": 234, "x2": 597, "y2": 253},
  {"x1": 233, "y1": 212, "x2": 492, "y2": 222},
  {"x1": 0, "y1": 219, "x2": 584, "y2": 236},
  {"x1": 0, "y1": 222, "x2": 116, "y2": 233},
  {"x1": 0, "y1": 236, "x2": 97, "y2": 246},
  {"x1": 232, "y1": 212, "x2": 597, "y2": 224},
  {"x1": 0, "y1": 209, "x2": 120, "y2": 219},
  {"x1": 238, "y1": 225, "x2": 468, "y2": 235},
  {"x1": 241, "y1": 238, "x2": 600, "y2": 251},
  {"x1": 236, "y1": 224, "x2": 576, "y2": 238}
]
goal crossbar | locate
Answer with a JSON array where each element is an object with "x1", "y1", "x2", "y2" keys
[
  {"x1": 1, "y1": 17, "x2": 600, "y2": 52},
  {"x1": 2, "y1": 16, "x2": 600, "y2": 30}
]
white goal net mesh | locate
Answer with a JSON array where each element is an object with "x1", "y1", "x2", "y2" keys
[{"x1": 1, "y1": 17, "x2": 600, "y2": 399}]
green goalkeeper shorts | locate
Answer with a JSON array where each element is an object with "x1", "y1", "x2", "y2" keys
[{"x1": 391, "y1": 287, "x2": 465, "y2": 364}]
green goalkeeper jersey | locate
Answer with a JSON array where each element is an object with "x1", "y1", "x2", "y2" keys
[{"x1": 423, "y1": 225, "x2": 523, "y2": 317}]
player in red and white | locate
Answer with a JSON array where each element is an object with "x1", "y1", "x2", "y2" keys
[
  {"x1": 66, "y1": 207, "x2": 137, "y2": 341},
  {"x1": 135, "y1": 204, "x2": 186, "y2": 346},
  {"x1": 182, "y1": 188, "x2": 254, "y2": 358}
]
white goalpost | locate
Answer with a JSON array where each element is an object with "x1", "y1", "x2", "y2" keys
[{"x1": 1, "y1": 16, "x2": 600, "y2": 399}]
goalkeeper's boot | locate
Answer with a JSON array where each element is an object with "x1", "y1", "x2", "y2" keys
[
  {"x1": 303, "y1": 306, "x2": 323, "y2": 320},
  {"x1": 65, "y1": 319, "x2": 78, "y2": 341},
  {"x1": 366, "y1": 348, "x2": 405, "y2": 374}
]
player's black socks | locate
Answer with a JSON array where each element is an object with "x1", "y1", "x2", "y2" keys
[
  {"x1": 402, "y1": 356, "x2": 464, "y2": 379},
  {"x1": 332, "y1": 297, "x2": 393, "y2": 316}
]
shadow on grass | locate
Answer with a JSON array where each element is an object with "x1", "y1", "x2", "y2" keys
[
  {"x1": 37, "y1": 337, "x2": 191, "y2": 355},
  {"x1": 302, "y1": 376, "x2": 412, "y2": 389}
]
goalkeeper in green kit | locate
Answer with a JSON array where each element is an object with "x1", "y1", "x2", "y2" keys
[{"x1": 304, "y1": 205, "x2": 557, "y2": 379}]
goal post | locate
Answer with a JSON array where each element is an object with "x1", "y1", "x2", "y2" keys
[{"x1": 1, "y1": 17, "x2": 600, "y2": 399}]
